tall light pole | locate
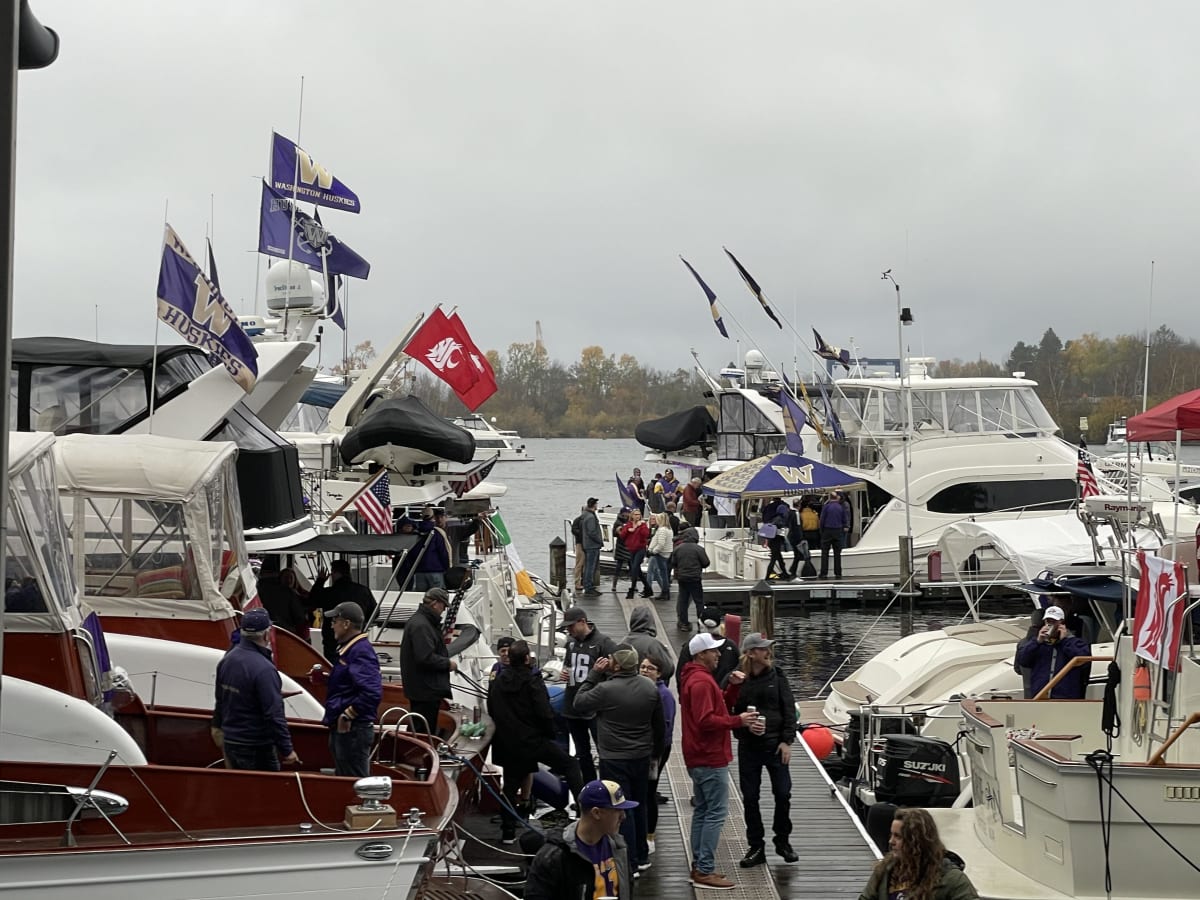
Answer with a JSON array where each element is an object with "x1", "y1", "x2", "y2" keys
[{"x1": 882, "y1": 270, "x2": 915, "y2": 592}]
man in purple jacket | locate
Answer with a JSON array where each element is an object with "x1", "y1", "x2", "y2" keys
[
  {"x1": 818, "y1": 490, "x2": 847, "y2": 579},
  {"x1": 322, "y1": 600, "x2": 383, "y2": 776}
]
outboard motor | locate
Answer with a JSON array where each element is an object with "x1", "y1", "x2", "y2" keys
[{"x1": 873, "y1": 735, "x2": 961, "y2": 807}]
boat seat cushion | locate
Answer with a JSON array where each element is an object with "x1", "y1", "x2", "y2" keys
[{"x1": 134, "y1": 565, "x2": 187, "y2": 599}]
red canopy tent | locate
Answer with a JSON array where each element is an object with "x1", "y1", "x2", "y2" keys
[{"x1": 1126, "y1": 388, "x2": 1200, "y2": 442}]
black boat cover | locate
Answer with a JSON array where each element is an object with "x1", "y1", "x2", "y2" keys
[
  {"x1": 339, "y1": 395, "x2": 475, "y2": 466},
  {"x1": 635, "y1": 406, "x2": 717, "y2": 452}
]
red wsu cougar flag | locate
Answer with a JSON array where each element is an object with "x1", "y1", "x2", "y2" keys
[
  {"x1": 448, "y1": 311, "x2": 498, "y2": 410},
  {"x1": 1133, "y1": 550, "x2": 1188, "y2": 670},
  {"x1": 404, "y1": 308, "x2": 481, "y2": 402}
]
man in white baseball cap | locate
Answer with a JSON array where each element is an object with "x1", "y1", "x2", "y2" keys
[
  {"x1": 1016, "y1": 604, "x2": 1091, "y2": 698},
  {"x1": 678, "y1": 632, "x2": 760, "y2": 889}
]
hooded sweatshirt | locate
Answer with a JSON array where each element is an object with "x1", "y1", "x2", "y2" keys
[
  {"x1": 621, "y1": 605, "x2": 675, "y2": 682},
  {"x1": 679, "y1": 660, "x2": 743, "y2": 769},
  {"x1": 487, "y1": 662, "x2": 556, "y2": 772},
  {"x1": 670, "y1": 527, "x2": 710, "y2": 582},
  {"x1": 525, "y1": 820, "x2": 632, "y2": 900}
]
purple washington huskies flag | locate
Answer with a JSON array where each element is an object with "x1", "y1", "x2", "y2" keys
[
  {"x1": 724, "y1": 247, "x2": 783, "y2": 329},
  {"x1": 258, "y1": 181, "x2": 370, "y2": 280},
  {"x1": 779, "y1": 389, "x2": 806, "y2": 455},
  {"x1": 270, "y1": 132, "x2": 361, "y2": 214},
  {"x1": 157, "y1": 225, "x2": 258, "y2": 392},
  {"x1": 679, "y1": 256, "x2": 729, "y2": 338}
]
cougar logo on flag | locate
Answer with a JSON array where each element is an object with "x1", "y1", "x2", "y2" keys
[
  {"x1": 1133, "y1": 550, "x2": 1187, "y2": 670},
  {"x1": 427, "y1": 337, "x2": 463, "y2": 371}
]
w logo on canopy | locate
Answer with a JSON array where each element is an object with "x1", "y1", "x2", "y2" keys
[
  {"x1": 771, "y1": 464, "x2": 814, "y2": 485},
  {"x1": 426, "y1": 337, "x2": 463, "y2": 371}
]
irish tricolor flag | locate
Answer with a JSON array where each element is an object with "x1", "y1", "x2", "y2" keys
[{"x1": 490, "y1": 512, "x2": 537, "y2": 597}]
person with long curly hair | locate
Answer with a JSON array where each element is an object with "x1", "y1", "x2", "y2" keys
[{"x1": 858, "y1": 807, "x2": 978, "y2": 900}]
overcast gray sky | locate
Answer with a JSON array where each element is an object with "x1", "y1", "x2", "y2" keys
[{"x1": 13, "y1": 2, "x2": 1200, "y2": 377}]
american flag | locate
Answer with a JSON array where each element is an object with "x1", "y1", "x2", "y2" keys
[
  {"x1": 449, "y1": 454, "x2": 498, "y2": 498},
  {"x1": 354, "y1": 470, "x2": 393, "y2": 534},
  {"x1": 1077, "y1": 455, "x2": 1100, "y2": 499}
]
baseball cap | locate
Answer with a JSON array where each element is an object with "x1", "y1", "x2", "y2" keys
[
  {"x1": 700, "y1": 606, "x2": 721, "y2": 629},
  {"x1": 496, "y1": 635, "x2": 516, "y2": 651},
  {"x1": 689, "y1": 632, "x2": 723, "y2": 654},
  {"x1": 579, "y1": 779, "x2": 639, "y2": 810},
  {"x1": 323, "y1": 601, "x2": 365, "y2": 627},
  {"x1": 558, "y1": 606, "x2": 588, "y2": 631},
  {"x1": 586, "y1": 497, "x2": 599, "y2": 507},
  {"x1": 424, "y1": 587, "x2": 450, "y2": 606},
  {"x1": 741, "y1": 632, "x2": 775, "y2": 652},
  {"x1": 1043, "y1": 605, "x2": 1065, "y2": 622},
  {"x1": 611, "y1": 645, "x2": 639, "y2": 672},
  {"x1": 241, "y1": 607, "x2": 273, "y2": 634}
]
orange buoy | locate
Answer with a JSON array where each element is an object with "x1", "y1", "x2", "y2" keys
[
  {"x1": 800, "y1": 725, "x2": 835, "y2": 760},
  {"x1": 1133, "y1": 665, "x2": 1151, "y2": 702}
]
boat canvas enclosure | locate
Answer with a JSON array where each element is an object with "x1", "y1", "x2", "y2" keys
[{"x1": 53, "y1": 433, "x2": 254, "y2": 621}]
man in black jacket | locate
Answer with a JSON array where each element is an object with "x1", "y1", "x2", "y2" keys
[
  {"x1": 488, "y1": 640, "x2": 584, "y2": 844},
  {"x1": 675, "y1": 607, "x2": 738, "y2": 691},
  {"x1": 558, "y1": 606, "x2": 616, "y2": 783},
  {"x1": 525, "y1": 779, "x2": 635, "y2": 900},
  {"x1": 309, "y1": 559, "x2": 377, "y2": 663},
  {"x1": 670, "y1": 526, "x2": 710, "y2": 630},
  {"x1": 399, "y1": 587, "x2": 457, "y2": 735},
  {"x1": 722, "y1": 632, "x2": 798, "y2": 866}
]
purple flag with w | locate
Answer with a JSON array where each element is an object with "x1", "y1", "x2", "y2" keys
[
  {"x1": 779, "y1": 389, "x2": 806, "y2": 455},
  {"x1": 258, "y1": 181, "x2": 371, "y2": 280},
  {"x1": 270, "y1": 132, "x2": 361, "y2": 214},
  {"x1": 157, "y1": 225, "x2": 258, "y2": 392}
]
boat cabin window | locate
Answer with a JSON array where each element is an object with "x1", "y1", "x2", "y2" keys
[
  {"x1": 717, "y1": 393, "x2": 783, "y2": 462},
  {"x1": 5, "y1": 451, "x2": 73, "y2": 615},
  {"x1": 926, "y1": 479, "x2": 1078, "y2": 514},
  {"x1": 946, "y1": 390, "x2": 981, "y2": 433}
]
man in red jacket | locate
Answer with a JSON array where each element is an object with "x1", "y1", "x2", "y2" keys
[{"x1": 679, "y1": 632, "x2": 759, "y2": 890}]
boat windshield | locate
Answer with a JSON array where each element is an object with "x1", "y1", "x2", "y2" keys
[{"x1": 833, "y1": 385, "x2": 1057, "y2": 437}]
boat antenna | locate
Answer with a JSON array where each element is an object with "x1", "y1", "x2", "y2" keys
[
  {"x1": 1141, "y1": 259, "x2": 1154, "y2": 413},
  {"x1": 882, "y1": 269, "x2": 915, "y2": 595}
]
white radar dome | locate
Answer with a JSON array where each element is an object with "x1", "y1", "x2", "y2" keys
[{"x1": 265, "y1": 260, "x2": 316, "y2": 311}]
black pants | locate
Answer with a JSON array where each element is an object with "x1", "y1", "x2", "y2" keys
[
  {"x1": 566, "y1": 717, "x2": 600, "y2": 783},
  {"x1": 767, "y1": 536, "x2": 787, "y2": 576},
  {"x1": 223, "y1": 740, "x2": 279, "y2": 772},
  {"x1": 409, "y1": 698, "x2": 441, "y2": 736},
  {"x1": 502, "y1": 740, "x2": 584, "y2": 830},
  {"x1": 600, "y1": 756, "x2": 652, "y2": 866},
  {"x1": 819, "y1": 528, "x2": 844, "y2": 577},
  {"x1": 647, "y1": 743, "x2": 672, "y2": 836},
  {"x1": 738, "y1": 745, "x2": 792, "y2": 849},
  {"x1": 677, "y1": 580, "x2": 704, "y2": 626}
]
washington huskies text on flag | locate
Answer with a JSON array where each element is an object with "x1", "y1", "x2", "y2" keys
[
  {"x1": 724, "y1": 247, "x2": 783, "y2": 329},
  {"x1": 258, "y1": 181, "x2": 370, "y2": 280},
  {"x1": 270, "y1": 132, "x2": 361, "y2": 214},
  {"x1": 679, "y1": 256, "x2": 729, "y2": 338},
  {"x1": 354, "y1": 470, "x2": 393, "y2": 534},
  {"x1": 1133, "y1": 550, "x2": 1187, "y2": 670},
  {"x1": 157, "y1": 225, "x2": 258, "y2": 393}
]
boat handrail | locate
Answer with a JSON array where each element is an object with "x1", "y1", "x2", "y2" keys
[
  {"x1": 1147, "y1": 711, "x2": 1200, "y2": 766},
  {"x1": 1031, "y1": 655, "x2": 1114, "y2": 701}
]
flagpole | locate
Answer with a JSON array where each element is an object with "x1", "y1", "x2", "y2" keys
[
  {"x1": 342, "y1": 276, "x2": 350, "y2": 385},
  {"x1": 326, "y1": 467, "x2": 385, "y2": 523},
  {"x1": 148, "y1": 201, "x2": 169, "y2": 434},
  {"x1": 283, "y1": 75, "x2": 305, "y2": 337}
]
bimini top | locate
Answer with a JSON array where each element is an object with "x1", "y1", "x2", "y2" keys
[
  {"x1": 8, "y1": 430, "x2": 56, "y2": 475},
  {"x1": 54, "y1": 433, "x2": 238, "y2": 501},
  {"x1": 13, "y1": 336, "x2": 204, "y2": 369}
]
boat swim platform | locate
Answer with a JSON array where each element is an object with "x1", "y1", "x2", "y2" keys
[{"x1": 591, "y1": 590, "x2": 882, "y2": 899}]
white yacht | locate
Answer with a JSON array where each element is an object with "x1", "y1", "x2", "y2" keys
[{"x1": 452, "y1": 413, "x2": 533, "y2": 462}]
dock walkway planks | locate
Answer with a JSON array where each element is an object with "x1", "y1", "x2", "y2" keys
[{"x1": 578, "y1": 586, "x2": 880, "y2": 899}]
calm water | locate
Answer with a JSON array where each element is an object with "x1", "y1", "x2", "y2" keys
[{"x1": 490, "y1": 438, "x2": 1030, "y2": 698}]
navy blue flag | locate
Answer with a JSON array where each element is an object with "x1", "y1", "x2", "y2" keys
[
  {"x1": 813, "y1": 328, "x2": 851, "y2": 371},
  {"x1": 723, "y1": 247, "x2": 783, "y2": 329},
  {"x1": 313, "y1": 209, "x2": 347, "y2": 329},
  {"x1": 779, "y1": 389, "x2": 806, "y2": 455},
  {"x1": 206, "y1": 238, "x2": 221, "y2": 293},
  {"x1": 157, "y1": 225, "x2": 258, "y2": 392},
  {"x1": 616, "y1": 473, "x2": 638, "y2": 509},
  {"x1": 258, "y1": 181, "x2": 371, "y2": 280},
  {"x1": 817, "y1": 379, "x2": 846, "y2": 442},
  {"x1": 679, "y1": 256, "x2": 729, "y2": 338},
  {"x1": 270, "y1": 132, "x2": 361, "y2": 214}
]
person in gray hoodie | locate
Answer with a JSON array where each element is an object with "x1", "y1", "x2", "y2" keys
[
  {"x1": 670, "y1": 527, "x2": 710, "y2": 631},
  {"x1": 621, "y1": 605, "x2": 675, "y2": 683},
  {"x1": 574, "y1": 645, "x2": 664, "y2": 872}
]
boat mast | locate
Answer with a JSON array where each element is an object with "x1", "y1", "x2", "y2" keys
[
  {"x1": 1141, "y1": 259, "x2": 1154, "y2": 414},
  {"x1": 883, "y1": 270, "x2": 915, "y2": 593}
]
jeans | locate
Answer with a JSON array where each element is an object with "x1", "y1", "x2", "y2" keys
[
  {"x1": 600, "y1": 756, "x2": 652, "y2": 866},
  {"x1": 738, "y1": 745, "x2": 792, "y2": 848},
  {"x1": 583, "y1": 548, "x2": 600, "y2": 592},
  {"x1": 223, "y1": 741, "x2": 279, "y2": 772},
  {"x1": 329, "y1": 717, "x2": 374, "y2": 777},
  {"x1": 567, "y1": 717, "x2": 600, "y2": 783},
  {"x1": 688, "y1": 765, "x2": 729, "y2": 875},
  {"x1": 627, "y1": 548, "x2": 651, "y2": 592},
  {"x1": 647, "y1": 555, "x2": 670, "y2": 596},
  {"x1": 819, "y1": 528, "x2": 844, "y2": 577},
  {"x1": 677, "y1": 580, "x2": 703, "y2": 626},
  {"x1": 413, "y1": 571, "x2": 445, "y2": 591}
]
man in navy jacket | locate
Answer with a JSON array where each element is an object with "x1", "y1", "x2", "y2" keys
[{"x1": 323, "y1": 600, "x2": 383, "y2": 776}]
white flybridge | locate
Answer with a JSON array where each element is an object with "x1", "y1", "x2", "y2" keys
[{"x1": 451, "y1": 413, "x2": 533, "y2": 462}]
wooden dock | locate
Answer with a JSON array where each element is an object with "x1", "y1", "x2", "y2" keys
[{"x1": 579, "y1": 589, "x2": 882, "y2": 899}]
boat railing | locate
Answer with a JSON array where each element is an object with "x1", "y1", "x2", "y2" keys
[
  {"x1": 1147, "y1": 711, "x2": 1200, "y2": 765},
  {"x1": 1031, "y1": 655, "x2": 1114, "y2": 700}
]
